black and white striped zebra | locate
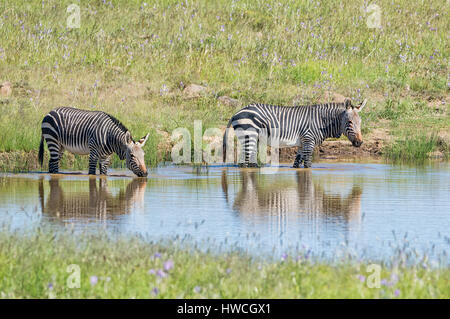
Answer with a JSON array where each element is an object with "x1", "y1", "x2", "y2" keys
[
  {"x1": 38, "y1": 107, "x2": 149, "y2": 177},
  {"x1": 223, "y1": 99, "x2": 367, "y2": 168}
]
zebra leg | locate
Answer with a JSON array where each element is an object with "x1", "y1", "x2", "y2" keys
[
  {"x1": 237, "y1": 130, "x2": 259, "y2": 168},
  {"x1": 99, "y1": 156, "x2": 111, "y2": 175},
  {"x1": 88, "y1": 152, "x2": 99, "y2": 175},
  {"x1": 237, "y1": 134, "x2": 248, "y2": 167},
  {"x1": 240, "y1": 138, "x2": 259, "y2": 168},
  {"x1": 48, "y1": 145, "x2": 63, "y2": 174},
  {"x1": 302, "y1": 140, "x2": 315, "y2": 168},
  {"x1": 247, "y1": 144, "x2": 259, "y2": 168},
  {"x1": 246, "y1": 134, "x2": 259, "y2": 168},
  {"x1": 293, "y1": 147, "x2": 303, "y2": 168}
]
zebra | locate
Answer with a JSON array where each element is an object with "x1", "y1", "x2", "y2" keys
[
  {"x1": 223, "y1": 99, "x2": 367, "y2": 168},
  {"x1": 38, "y1": 107, "x2": 149, "y2": 177}
]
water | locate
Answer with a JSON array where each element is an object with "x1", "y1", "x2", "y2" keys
[{"x1": 0, "y1": 162, "x2": 449, "y2": 263}]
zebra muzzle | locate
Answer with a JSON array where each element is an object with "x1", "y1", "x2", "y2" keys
[{"x1": 134, "y1": 168, "x2": 147, "y2": 177}]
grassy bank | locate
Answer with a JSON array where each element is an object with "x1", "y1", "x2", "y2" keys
[
  {"x1": 0, "y1": 0, "x2": 448, "y2": 171},
  {"x1": 383, "y1": 133, "x2": 448, "y2": 162},
  {"x1": 0, "y1": 230, "x2": 448, "y2": 298}
]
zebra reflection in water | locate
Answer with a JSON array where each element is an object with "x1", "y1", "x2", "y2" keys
[
  {"x1": 38, "y1": 177, "x2": 147, "y2": 221},
  {"x1": 222, "y1": 170, "x2": 362, "y2": 226}
]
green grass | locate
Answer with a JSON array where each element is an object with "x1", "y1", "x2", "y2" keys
[
  {"x1": 0, "y1": 229, "x2": 448, "y2": 298},
  {"x1": 384, "y1": 133, "x2": 448, "y2": 162},
  {"x1": 0, "y1": 0, "x2": 448, "y2": 171}
]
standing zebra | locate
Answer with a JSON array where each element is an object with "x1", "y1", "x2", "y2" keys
[
  {"x1": 39, "y1": 107, "x2": 149, "y2": 177},
  {"x1": 223, "y1": 99, "x2": 367, "y2": 168}
]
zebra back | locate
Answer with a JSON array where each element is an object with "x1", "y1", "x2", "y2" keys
[{"x1": 41, "y1": 107, "x2": 130, "y2": 159}]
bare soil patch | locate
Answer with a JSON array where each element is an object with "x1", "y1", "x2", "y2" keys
[{"x1": 280, "y1": 129, "x2": 388, "y2": 162}]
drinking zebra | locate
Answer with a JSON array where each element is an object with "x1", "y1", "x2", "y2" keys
[
  {"x1": 39, "y1": 107, "x2": 149, "y2": 177},
  {"x1": 223, "y1": 99, "x2": 367, "y2": 168}
]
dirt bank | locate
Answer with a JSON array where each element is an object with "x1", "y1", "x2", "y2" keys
[{"x1": 280, "y1": 132, "x2": 385, "y2": 162}]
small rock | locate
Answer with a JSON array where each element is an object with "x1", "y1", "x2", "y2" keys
[
  {"x1": 218, "y1": 95, "x2": 240, "y2": 107},
  {"x1": 183, "y1": 84, "x2": 207, "y2": 98},
  {"x1": 0, "y1": 82, "x2": 12, "y2": 97},
  {"x1": 324, "y1": 91, "x2": 346, "y2": 103},
  {"x1": 203, "y1": 134, "x2": 221, "y2": 145},
  {"x1": 155, "y1": 129, "x2": 172, "y2": 159},
  {"x1": 291, "y1": 95, "x2": 306, "y2": 105}
]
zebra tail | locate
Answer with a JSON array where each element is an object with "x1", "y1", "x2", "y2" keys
[
  {"x1": 223, "y1": 118, "x2": 233, "y2": 163},
  {"x1": 38, "y1": 135, "x2": 44, "y2": 167}
]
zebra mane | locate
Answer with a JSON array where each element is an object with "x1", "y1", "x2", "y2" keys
[
  {"x1": 103, "y1": 113, "x2": 130, "y2": 135},
  {"x1": 300, "y1": 102, "x2": 347, "y2": 109}
]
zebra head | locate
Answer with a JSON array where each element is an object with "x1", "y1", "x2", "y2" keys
[
  {"x1": 342, "y1": 99, "x2": 367, "y2": 147},
  {"x1": 124, "y1": 132, "x2": 149, "y2": 177}
]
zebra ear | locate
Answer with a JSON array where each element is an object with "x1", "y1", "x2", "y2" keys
[
  {"x1": 344, "y1": 99, "x2": 352, "y2": 109},
  {"x1": 125, "y1": 131, "x2": 132, "y2": 144},
  {"x1": 137, "y1": 133, "x2": 149, "y2": 147},
  {"x1": 356, "y1": 99, "x2": 368, "y2": 111}
]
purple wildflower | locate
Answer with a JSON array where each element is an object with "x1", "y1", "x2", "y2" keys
[
  {"x1": 154, "y1": 252, "x2": 161, "y2": 258},
  {"x1": 156, "y1": 269, "x2": 167, "y2": 278},
  {"x1": 358, "y1": 275, "x2": 366, "y2": 283},
  {"x1": 148, "y1": 269, "x2": 156, "y2": 275},
  {"x1": 194, "y1": 286, "x2": 201, "y2": 293},
  {"x1": 151, "y1": 287, "x2": 159, "y2": 296},
  {"x1": 394, "y1": 289, "x2": 400, "y2": 297},
  {"x1": 90, "y1": 276, "x2": 98, "y2": 286},
  {"x1": 163, "y1": 260, "x2": 174, "y2": 271}
]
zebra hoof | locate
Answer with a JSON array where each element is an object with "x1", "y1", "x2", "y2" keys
[{"x1": 238, "y1": 163, "x2": 259, "y2": 168}]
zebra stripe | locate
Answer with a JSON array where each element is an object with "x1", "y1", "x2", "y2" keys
[
  {"x1": 224, "y1": 99, "x2": 366, "y2": 168},
  {"x1": 39, "y1": 107, "x2": 149, "y2": 177}
]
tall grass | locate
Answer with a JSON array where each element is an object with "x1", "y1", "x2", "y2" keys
[
  {"x1": 0, "y1": 229, "x2": 448, "y2": 298},
  {"x1": 383, "y1": 133, "x2": 447, "y2": 162},
  {"x1": 0, "y1": 0, "x2": 448, "y2": 169}
]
